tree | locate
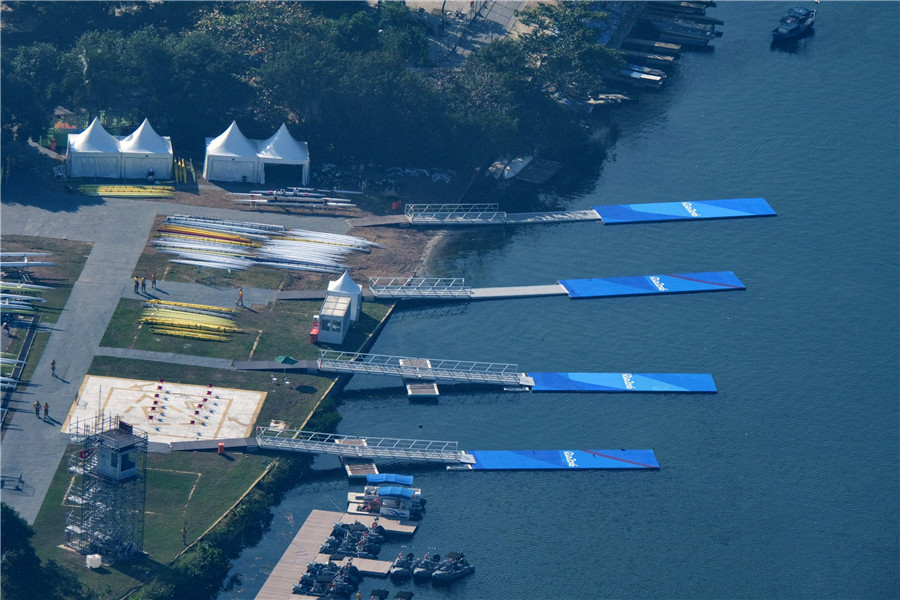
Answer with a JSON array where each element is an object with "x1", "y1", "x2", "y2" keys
[
  {"x1": 0, "y1": 503, "x2": 91, "y2": 600},
  {"x1": 1, "y1": 42, "x2": 66, "y2": 142},
  {"x1": 516, "y1": 2, "x2": 623, "y2": 97}
]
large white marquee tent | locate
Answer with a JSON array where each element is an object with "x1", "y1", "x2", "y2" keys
[
  {"x1": 66, "y1": 117, "x2": 173, "y2": 179},
  {"x1": 118, "y1": 119, "x2": 174, "y2": 179},
  {"x1": 203, "y1": 122, "x2": 309, "y2": 185}
]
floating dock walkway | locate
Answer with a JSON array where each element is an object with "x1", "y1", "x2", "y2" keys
[
  {"x1": 347, "y1": 198, "x2": 775, "y2": 228},
  {"x1": 315, "y1": 350, "x2": 717, "y2": 393},
  {"x1": 368, "y1": 271, "x2": 745, "y2": 301},
  {"x1": 255, "y1": 427, "x2": 659, "y2": 471}
]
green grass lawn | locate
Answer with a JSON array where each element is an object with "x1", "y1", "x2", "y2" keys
[
  {"x1": 100, "y1": 297, "x2": 391, "y2": 362},
  {"x1": 31, "y1": 448, "x2": 272, "y2": 600}
]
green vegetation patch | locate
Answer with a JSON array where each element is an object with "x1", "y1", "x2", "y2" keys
[
  {"x1": 0, "y1": 235, "x2": 92, "y2": 325},
  {"x1": 30, "y1": 447, "x2": 271, "y2": 600},
  {"x1": 100, "y1": 297, "x2": 391, "y2": 362}
]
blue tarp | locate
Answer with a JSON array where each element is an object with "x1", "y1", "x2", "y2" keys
[
  {"x1": 527, "y1": 372, "x2": 717, "y2": 393},
  {"x1": 366, "y1": 473, "x2": 414, "y2": 486},
  {"x1": 377, "y1": 486, "x2": 415, "y2": 499},
  {"x1": 560, "y1": 271, "x2": 745, "y2": 298},
  {"x1": 469, "y1": 449, "x2": 659, "y2": 470},
  {"x1": 593, "y1": 198, "x2": 776, "y2": 224}
]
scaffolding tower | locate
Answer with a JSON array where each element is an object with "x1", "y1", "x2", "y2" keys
[{"x1": 65, "y1": 415, "x2": 147, "y2": 563}]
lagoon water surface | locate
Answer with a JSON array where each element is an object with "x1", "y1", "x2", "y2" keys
[{"x1": 220, "y1": 3, "x2": 899, "y2": 599}]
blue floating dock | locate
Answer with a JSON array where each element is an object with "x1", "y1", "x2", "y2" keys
[
  {"x1": 560, "y1": 271, "x2": 744, "y2": 298},
  {"x1": 468, "y1": 449, "x2": 659, "y2": 470},
  {"x1": 593, "y1": 197, "x2": 776, "y2": 224},
  {"x1": 527, "y1": 372, "x2": 717, "y2": 393}
]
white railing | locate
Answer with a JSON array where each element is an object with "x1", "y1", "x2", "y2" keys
[
  {"x1": 317, "y1": 351, "x2": 522, "y2": 385},
  {"x1": 405, "y1": 203, "x2": 505, "y2": 223},
  {"x1": 368, "y1": 277, "x2": 473, "y2": 298},
  {"x1": 256, "y1": 427, "x2": 466, "y2": 463}
]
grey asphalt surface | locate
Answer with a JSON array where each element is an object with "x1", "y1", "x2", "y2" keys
[{"x1": 1, "y1": 192, "x2": 349, "y2": 524}]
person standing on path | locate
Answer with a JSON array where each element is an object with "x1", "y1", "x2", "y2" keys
[
  {"x1": 33, "y1": 401, "x2": 40, "y2": 417},
  {"x1": 140, "y1": 276, "x2": 146, "y2": 294},
  {"x1": 134, "y1": 276, "x2": 139, "y2": 293},
  {"x1": 236, "y1": 287, "x2": 244, "y2": 307},
  {"x1": 50, "y1": 360, "x2": 56, "y2": 378},
  {"x1": 151, "y1": 273, "x2": 156, "y2": 289},
  {"x1": 43, "y1": 402, "x2": 49, "y2": 419},
  {"x1": 181, "y1": 526, "x2": 187, "y2": 545}
]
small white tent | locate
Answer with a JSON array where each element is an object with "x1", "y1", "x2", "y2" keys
[
  {"x1": 256, "y1": 123, "x2": 310, "y2": 186},
  {"x1": 118, "y1": 119, "x2": 173, "y2": 179},
  {"x1": 326, "y1": 271, "x2": 362, "y2": 321},
  {"x1": 203, "y1": 121, "x2": 260, "y2": 183},
  {"x1": 66, "y1": 118, "x2": 121, "y2": 178}
]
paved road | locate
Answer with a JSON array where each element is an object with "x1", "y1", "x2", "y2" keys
[{"x1": 1, "y1": 192, "x2": 348, "y2": 524}]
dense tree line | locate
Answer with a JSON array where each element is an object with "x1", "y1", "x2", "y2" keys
[
  {"x1": 2, "y1": 1, "x2": 621, "y2": 168},
  {"x1": 1, "y1": 503, "x2": 93, "y2": 600}
]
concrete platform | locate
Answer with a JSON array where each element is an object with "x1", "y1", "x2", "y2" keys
[{"x1": 64, "y1": 376, "x2": 265, "y2": 445}]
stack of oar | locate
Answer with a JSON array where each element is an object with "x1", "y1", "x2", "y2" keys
[
  {"x1": 153, "y1": 216, "x2": 381, "y2": 274},
  {"x1": 77, "y1": 185, "x2": 174, "y2": 198},
  {"x1": 140, "y1": 300, "x2": 240, "y2": 342},
  {"x1": 174, "y1": 158, "x2": 196, "y2": 184}
]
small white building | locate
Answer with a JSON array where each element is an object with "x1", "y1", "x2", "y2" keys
[{"x1": 316, "y1": 294, "x2": 352, "y2": 344}]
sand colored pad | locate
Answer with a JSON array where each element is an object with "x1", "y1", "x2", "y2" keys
[{"x1": 64, "y1": 376, "x2": 266, "y2": 444}]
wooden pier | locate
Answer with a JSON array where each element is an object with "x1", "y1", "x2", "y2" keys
[
  {"x1": 621, "y1": 37, "x2": 682, "y2": 55},
  {"x1": 254, "y1": 509, "x2": 399, "y2": 600}
]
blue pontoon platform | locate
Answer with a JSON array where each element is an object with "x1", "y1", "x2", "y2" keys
[
  {"x1": 560, "y1": 271, "x2": 744, "y2": 298},
  {"x1": 366, "y1": 473, "x2": 414, "y2": 485},
  {"x1": 527, "y1": 372, "x2": 717, "y2": 393},
  {"x1": 594, "y1": 197, "x2": 776, "y2": 224},
  {"x1": 467, "y1": 449, "x2": 659, "y2": 470}
]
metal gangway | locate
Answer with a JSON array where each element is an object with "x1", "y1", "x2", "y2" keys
[
  {"x1": 256, "y1": 427, "x2": 472, "y2": 464},
  {"x1": 318, "y1": 350, "x2": 526, "y2": 386},
  {"x1": 405, "y1": 203, "x2": 506, "y2": 224},
  {"x1": 368, "y1": 277, "x2": 473, "y2": 299}
]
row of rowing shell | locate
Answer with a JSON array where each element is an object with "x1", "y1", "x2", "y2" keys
[
  {"x1": 155, "y1": 216, "x2": 380, "y2": 273},
  {"x1": 1, "y1": 252, "x2": 56, "y2": 269},
  {"x1": 230, "y1": 187, "x2": 357, "y2": 207}
]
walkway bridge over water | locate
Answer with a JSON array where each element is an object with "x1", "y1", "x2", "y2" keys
[
  {"x1": 368, "y1": 277, "x2": 473, "y2": 299},
  {"x1": 256, "y1": 427, "x2": 471, "y2": 465},
  {"x1": 317, "y1": 350, "x2": 530, "y2": 387}
]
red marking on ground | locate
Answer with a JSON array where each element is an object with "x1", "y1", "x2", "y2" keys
[
  {"x1": 667, "y1": 273, "x2": 744, "y2": 288},
  {"x1": 583, "y1": 450, "x2": 658, "y2": 469}
]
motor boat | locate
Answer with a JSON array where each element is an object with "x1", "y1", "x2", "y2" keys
[
  {"x1": 431, "y1": 552, "x2": 475, "y2": 584},
  {"x1": 389, "y1": 552, "x2": 416, "y2": 582},
  {"x1": 772, "y1": 7, "x2": 815, "y2": 41},
  {"x1": 412, "y1": 552, "x2": 441, "y2": 583}
]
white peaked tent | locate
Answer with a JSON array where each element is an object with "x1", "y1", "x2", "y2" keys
[
  {"x1": 118, "y1": 119, "x2": 173, "y2": 179},
  {"x1": 326, "y1": 271, "x2": 362, "y2": 321},
  {"x1": 203, "y1": 121, "x2": 260, "y2": 183},
  {"x1": 66, "y1": 118, "x2": 121, "y2": 178},
  {"x1": 256, "y1": 123, "x2": 310, "y2": 186}
]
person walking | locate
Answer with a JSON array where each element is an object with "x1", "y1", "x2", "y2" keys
[
  {"x1": 50, "y1": 359, "x2": 56, "y2": 377},
  {"x1": 43, "y1": 402, "x2": 49, "y2": 419},
  {"x1": 151, "y1": 273, "x2": 156, "y2": 289},
  {"x1": 33, "y1": 401, "x2": 40, "y2": 417},
  {"x1": 236, "y1": 287, "x2": 244, "y2": 307},
  {"x1": 140, "y1": 276, "x2": 147, "y2": 294},
  {"x1": 134, "y1": 276, "x2": 139, "y2": 293},
  {"x1": 181, "y1": 526, "x2": 187, "y2": 545}
]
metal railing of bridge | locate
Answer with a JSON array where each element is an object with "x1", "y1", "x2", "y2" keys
[
  {"x1": 368, "y1": 277, "x2": 473, "y2": 299},
  {"x1": 405, "y1": 203, "x2": 506, "y2": 223},
  {"x1": 256, "y1": 427, "x2": 467, "y2": 463},
  {"x1": 317, "y1": 350, "x2": 522, "y2": 385}
]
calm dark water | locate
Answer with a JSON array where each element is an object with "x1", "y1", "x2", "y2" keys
[{"x1": 221, "y1": 3, "x2": 899, "y2": 599}]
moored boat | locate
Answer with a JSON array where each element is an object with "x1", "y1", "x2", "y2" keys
[
  {"x1": 431, "y1": 552, "x2": 475, "y2": 584},
  {"x1": 389, "y1": 552, "x2": 416, "y2": 582},
  {"x1": 412, "y1": 552, "x2": 441, "y2": 583},
  {"x1": 771, "y1": 7, "x2": 816, "y2": 41}
]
